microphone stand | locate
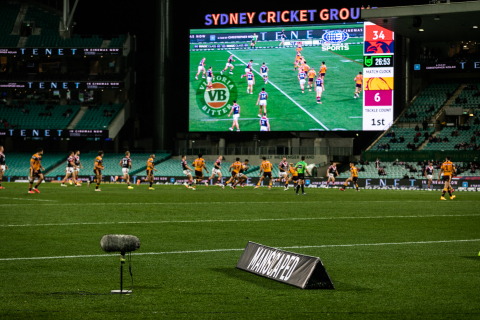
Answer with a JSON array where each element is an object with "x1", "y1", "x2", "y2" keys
[{"x1": 111, "y1": 251, "x2": 132, "y2": 294}]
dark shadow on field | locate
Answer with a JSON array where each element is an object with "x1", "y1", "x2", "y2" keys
[
  {"x1": 460, "y1": 256, "x2": 480, "y2": 261},
  {"x1": 211, "y1": 267, "x2": 295, "y2": 291}
]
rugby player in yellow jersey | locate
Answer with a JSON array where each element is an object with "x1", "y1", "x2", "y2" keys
[
  {"x1": 284, "y1": 163, "x2": 299, "y2": 191},
  {"x1": 340, "y1": 163, "x2": 359, "y2": 192},
  {"x1": 307, "y1": 68, "x2": 316, "y2": 91},
  {"x1": 232, "y1": 159, "x2": 250, "y2": 188},
  {"x1": 294, "y1": 53, "x2": 302, "y2": 71},
  {"x1": 192, "y1": 154, "x2": 209, "y2": 190},
  {"x1": 93, "y1": 150, "x2": 104, "y2": 192},
  {"x1": 255, "y1": 157, "x2": 273, "y2": 190},
  {"x1": 354, "y1": 72, "x2": 363, "y2": 99},
  {"x1": 144, "y1": 154, "x2": 157, "y2": 190},
  {"x1": 320, "y1": 62, "x2": 327, "y2": 84},
  {"x1": 223, "y1": 157, "x2": 242, "y2": 189},
  {"x1": 28, "y1": 148, "x2": 45, "y2": 194},
  {"x1": 438, "y1": 156, "x2": 456, "y2": 200}
]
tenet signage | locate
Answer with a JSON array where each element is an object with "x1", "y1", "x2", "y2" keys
[{"x1": 205, "y1": 7, "x2": 375, "y2": 26}]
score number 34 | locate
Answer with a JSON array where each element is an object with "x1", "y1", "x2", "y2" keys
[{"x1": 372, "y1": 30, "x2": 385, "y2": 40}]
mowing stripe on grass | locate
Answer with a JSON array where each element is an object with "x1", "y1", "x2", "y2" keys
[
  {"x1": 1, "y1": 239, "x2": 479, "y2": 261},
  {"x1": 2, "y1": 213, "x2": 479, "y2": 228},
  {"x1": 0, "y1": 197, "x2": 56, "y2": 202},
  {"x1": 227, "y1": 51, "x2": 329, "y2": 131}
]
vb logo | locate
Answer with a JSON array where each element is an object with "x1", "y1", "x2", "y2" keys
[{"x1": 196, "y1": 75, "x2": 237, "y2": 117}]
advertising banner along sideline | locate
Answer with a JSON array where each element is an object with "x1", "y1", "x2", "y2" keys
[{"x1": 236, "y1": 241, "x2": 334, "y2": 289}]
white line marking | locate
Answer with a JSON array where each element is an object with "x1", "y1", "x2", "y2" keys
[
  {"x1": 349, "y1": 116, "x2": 363, "y2": 118},
  {"x1": 0, "y1": 197, "x2": 56, "y2": 202},
  {"x1": 200, "y1": 118, "x2": 276, "y2": 122},
  {"x1": 2, "y1": 213, "x2": 479, "y2": 228},
  {"x1": 227, "y1": 50, "x2": 329, "y2": 131},
  {"x1": 1, "y1": 239, "x2": 478, "y2": 261}
]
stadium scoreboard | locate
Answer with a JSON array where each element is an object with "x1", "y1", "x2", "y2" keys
[{"x1": 189, "y1": 11, "x2": 394, "y2": 132}]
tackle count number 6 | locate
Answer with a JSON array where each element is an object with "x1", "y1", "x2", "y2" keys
[
  {"x1": 374, "y1": 93, "x2": 381, "y2": 102},
  {"x1": 372, "y1": 30, "x2": 385, "y2": 40}
]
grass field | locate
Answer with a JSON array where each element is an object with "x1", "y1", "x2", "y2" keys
[
  {"x1": 1, "y1": 183, "x2": 479, "y2": 318},
  {"x1": 189, "y1": 25, "x2": 364, "y2": 132}
]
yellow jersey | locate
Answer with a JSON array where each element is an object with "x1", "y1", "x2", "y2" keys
[
  {"x1": 355, "y1": 75, "x2": 363, "y2": 85},
  {"x1": 147, "y1": 158, "x2": 154, "y2": 169},
  {"x1": 30, "y1": 153, "x2": 42, "y2": 170},
  {"x1": 261, "y1": 161, "x2": 272, "y2": 173},
  {"x1": 95, "y1": 156, "x2": 103, "y2": 169},
  {"x1": 308, "y1": 69, "x2": 316, "y2": 79},
  {"x1": 193, "y1": 158, "x2": 205, "y2": 171},
  {"x1": 320, "y1": 65, "x2": 327, "y2": 74},
  {"x1": 232, "y1": 161, "x2": 242, "y2": 173},
  {"x1": 350, "y1": 166, "x2": 358, "y2": 177},
  {"x1": 289, "y1": 167, "x2": 298, "y2": 177},
  {"x1": 441, "y1": 161, "x2": 454, "y2": 176}
]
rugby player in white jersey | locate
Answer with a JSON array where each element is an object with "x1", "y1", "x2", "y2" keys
[
  {"x1": 241, "y1": 60, "x2": 253, "y2": 79},
  {"x1": 221, "y1": 54, "x2": 235, "y2": 75},
  {"x1": 326, "y1": 162, "x2": 339, "y2": 188},
  {"x1": 181, "y1": 155, "x2": 195, "y2": 189},
  {"x1": 277, "y1": 157, "x2": 288, "y2": 184},
  {"x1": 195, "y1": 57, "x2": 206, "y2": 80},
  {"x1": 260, "y1": 62, "x2": 269, "y2": 84},
  {"x1": 206, "y1": 155, "x2": 224, "y2": 186},
  {"x1": 246, "y1": 69, "x2": 255, "y2": 94},
  {"x1": 73, "y1": 150, "x2": 83, "y2": 186},
  {"x1": 116, "y1": 151, "x2": 134, "y2": 189},
  {"x1": 315, "y1": 76, "x2": 325, "y2": 104},
  {"x1": 256, "y1": 88, "x2": 268, "y2": 117},
  {"x1": 425, "y1": 162, "x2": 435, "y2": 189},
  {"x1": 61, "y1": 151, "x2": 78, "y2": 187},
  {"x1": 298, "y1": 69, "x2": 307, "y2": 94}
]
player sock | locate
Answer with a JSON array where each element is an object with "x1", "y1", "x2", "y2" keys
[
  {"x1": 301, "y1": 185, "x2": 304, "y2": 193},
  {"x1": 356, "y1": 184, "x2": 359, "y2": 191},
  {"x1": 296, "y1": 185, "x2": 300, "y2": 193},
  {"x1": 29, "y1": 187, "x2": 32, "y2": 191},
  {"x1": 96, "y1": 184, "x2": 99, "y2": 189},
  {"x1": 442, "y1": 189, "x2": 446, "y2": 196},
  {"x1": 150, "y1": 182, "x2": 153, "y2": 187},
  {"x1": 34, "y1": 184, "x2": 39, "y2": 189}
]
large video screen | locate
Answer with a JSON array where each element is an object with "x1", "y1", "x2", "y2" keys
[{"x1": 189, "y1": 22, "x2": 394, "y2": 132}]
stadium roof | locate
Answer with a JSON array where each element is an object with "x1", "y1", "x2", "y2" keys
[{"x1": 361, "y1": 1, "x2": 480, "y2": 42}]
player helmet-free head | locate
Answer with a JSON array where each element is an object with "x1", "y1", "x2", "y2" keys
[
  {"x1": 69, "y1": 150, "x2": 74, "y2": 156},
  {"x1": 198, "y1": 154, "x2": 203, "y2": 158},
  {"x1": 262, "y1": 156, "x2": 266, "y2": 161},
  {"x1": 37, "y1": 148, "x2": 44, "y2": 154},
  {"x1": 182, "y1": 155, "x2": 186, "y2": 160},
  {"x1": 125, "y1": 151, "x2": 130, "y2": 156},
  {"x1": 98, "y1": 150, "x2": 104, "y2": 156},
  {"x1": 301, "y1": 156, "x2": 305, "y2": 161},
  {"x1": 236, "y1": 157, "x2": 240, "y2": 161}
]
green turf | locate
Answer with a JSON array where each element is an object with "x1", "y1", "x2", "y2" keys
[
  {"x1": 0, "y1": 183, "x2": 479, "y2": 318},
  {"x1": 189, "y1": 25, "x2": 364, "y2": 132}
]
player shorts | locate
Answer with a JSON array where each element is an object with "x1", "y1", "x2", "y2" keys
[
  {"x1": 259, "y1": 100, "x2": 266, "y2": 106},
  {"x1": 197, "y1": 66, "x2": 204, "y2": 73},
  {"x1": 251, "y1": 40, "x2": 256, "y2": 45},
  {"x1": 442, "y1": 175, "x2": 451, "y2": 182},
  {"x1": 245, "y1": 68, "x2": 251, "y2": 73},
  {"x1": 279, "y1": 172, "x2": 287, "y2": 177},
  {"x1": 93, "y1": 168, "x2": 102, "y2": 176},
  {"x1": 74, "y1": 167, "x2": 80, "y2": 172},
  {"x1": 328, "y1": 173, "x2": 334, "y2": 178},
  {"x1": 207, "y1": 77, "x2": 212, "y2": 83},
  {"x1": 233, "y1": 114, "x2": 239, "y2": 121},
  {"x1": 212, "y1": 168, "x2": 220, "y2": 175},
  {"x1": 66, "y1": 167, "x2": 74, "y2": 174},
  {"x1": 308, "y1": 78, "x2": 314, "y2": 83},
  {"x1": 260, "y1": 126, "x2": 268, "y2": 131},
  {"x1": 30, "y1": 168, "x2": 42, "y2": 178},
  {"x1": 247, "y1": 80, "x2": 254, "y2": 85},
  {"x1": 237, "y1": 173, "x2": 244, "y2": 178},
  {"x1": 122, "y1": 168, "x2": 129, "y2": 174},
  {"x1": 298, "y1": 173, "x2": 305, "y2": 180},
  {"x1": 316, "y1": 87, "x2": 323, "y2": 93},
  {"x1": 195, "y1": 170, "x2": 203, "y2": 179},
  {"x1": 426, "y1": 175, "x2": 433, "y2": 180},
  {"x1": 226, "y1": 63, "x2": 232, "y2": 68},
  {"x1": 300, "y1": 79, "x2": 306, "y2": 85},
  {"x1": 292, "y1": 175, "x2": 299, "y2": 181},
  {"x1": 1, "y1": 165, "x2": 5, "y2": 172},
  {"x1": 183, "y1": 169, "x2": 191, "y2": 176},
  {"x1": 263, "y1": 172, "x2": 272, "y2": 179},
  {"x1": 353, "y1": 176, "x2": 358, "y2": 183},
  {"x1": 231, "y1": 171, "x2": 237, "y2": 178},
  {"x1": 261, "y1": 73, "x2": 268, "y2": 78},
  {"x1": 320, "y1": 73, "x2": 325, "y2": 77},
  {"x1": 356, "y1": 83, "x2": 362, "y2": 88},
  {"x1": 146, "y1": 169, "x2": 153, "y2": 176}
]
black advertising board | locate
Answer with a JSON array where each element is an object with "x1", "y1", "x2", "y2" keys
[
  {"x1": 0, "y1": 82, "x2": 123, "y2": 90},
  {"x1": 0, "y1": 48, "x2": 122, "y2": 56},
  {"x1": 236, "y1": 241, "x2": 334, "y2": 289}
]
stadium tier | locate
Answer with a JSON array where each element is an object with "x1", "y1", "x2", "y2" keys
[
  {"x1": 423, "y1": 124, "x2": 480, "y2": 151},
  {"x1": 0, "y1": 3, "x2": 20, "y2": 47},
  {"x1": 74, "y1": 103, "x2": 124, "y2": 129},
  {"x1": 109, "y1": 35, "x2": 125, "y2": 48},
  {"x1": 0, "y1": 102, "x2": 80, "y2": 129},
  {"x1": 373, "y1": 125, "x2": 435, "y2": 151},
  {"x1": 2, "y1": 152, "x2": 65, "y2": 177}
]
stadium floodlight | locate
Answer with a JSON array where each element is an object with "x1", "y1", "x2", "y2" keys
[
  {"x1": 473, "y1": 26, "x2": 478, "y2": 29},
  {"x1": 419, "y1": 29, "x2": 424, "y2": 32}
]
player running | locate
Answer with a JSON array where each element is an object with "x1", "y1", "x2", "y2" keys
[
  {"x1": 260, "y1": 113, "x2": 270, "y2": 131},
  {"x1": 319, "y1": 62, "x2": 327, "y2": 85},
  {"x1": 255, "y1": 157, "x2": 274, "y2": 190},
  {"x1": 221, "y1": 54, "x2": 235, "y2": 75},
  {"x1": 296, "y1": 41, "x2": 303, "y2": 54},
  {"x1": 295, "y1": 156, "x2": 310, "y2": 195},
  {"x1": 279, "y1": 29, "x2": 286, "y2": 48},
  {"x1": 92, "y1": 150, "x2": 104, "y2": 192},
  {"x1": 298, "y1": 69, "x2": 307, "y2": 93},
  {"x1": 256, "y1": 88, "x2": 268, "y2": 117},
  {"x1": 250, "y1": 33, "x2": 258, "y2": 50},
  {"x1": 195, "y1": 57, "x2": 206, "y2": 80},
  {"x1": 276, "y1": 157, "x2": 288, "y2": 184},
  {"x1": 206, "y1": 155, "x2": 224, "y2": 186},
  {"x1": 284, "y1": 163, "x2": 298, "y2": 191},
  {"x1": 307, "y1": 68, "x2": 316, "y2": 91},
  {"x1": 438, "y1": 156, "x2": 456, "y2": 200},
  {"x1": 61, "y1": 151, "x2": 78, "y2": 187},
  {"x1": 315, "y1": 76, "x2": 325, "y2": 104},
  {"x1": 340, "y1": 163, "x2": 359, "y2": 192},
  {"x1": 354, "y1": 72, "x2": 363, "y2": 98},
  {"x1": 145, "y1": 154, "x2": 158, "y2": 190},
  {"x1": 223, "y1": 158, "x2": 242, "y2": 189},
  {"x1": 260, "y1": 62, "x2": 269, "y2": 84},
  {"x1": 232, "y1": 159, "x2": 250, "y2": 188},
  {"x1": 294, "y1": 53, "x2": 302, "y2": 71},
  {"x1": 241, "y1": 60, "x2": 253, "y2": 79},
  {"x1": 28, "y1": 148, "x2": 45, "y2": 194},
  {"x1": 192, "y1": 154, "x2": 209, "y2": 190},
  {"x1": 181, "y1": 155, "x2": 195, "y2": 189},
  {"x1": 326, "y1": 162, "x2": 339, "y2": 188},
  {"x1": 246, "y1": 69, "x2": 255, "y2": 94},
  {"x1": 425, "y1": 162, "x2": 435, "y2": 189},
  {"x1": 0, "y1": 146, "x2": 7, "y2": 189},
  {"x1": 116, "y1": 151, "x2": 134, "y2": 189},
  {"x1": 228, "y1": 100, "x2": 240, "y2": 132},
  {"x1": 206, "y1": 67, "x2": 214, "y2": 92},
  {"x1": 73, "y1": 150, "x2": 83, "y2": 186}
]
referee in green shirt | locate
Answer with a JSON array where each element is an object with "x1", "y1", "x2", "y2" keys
[{"x1": 295, "y1": 156, "x2": 310, "y2": 195}]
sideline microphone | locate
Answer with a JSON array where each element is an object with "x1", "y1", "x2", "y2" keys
[{"x1": 100, "y1": 234, "x2": 141, "y2": 256}]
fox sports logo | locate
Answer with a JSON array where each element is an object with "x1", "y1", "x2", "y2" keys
[{"x1": 322, "y1": 30, "x2": 349, "y2": 44}]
